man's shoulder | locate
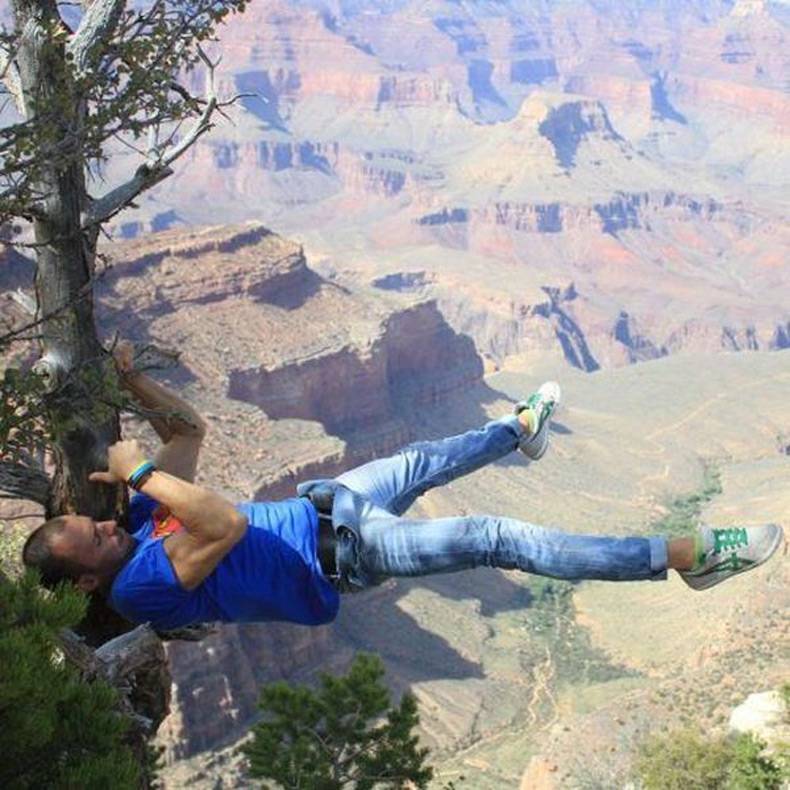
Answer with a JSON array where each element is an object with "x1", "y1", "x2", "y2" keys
[
  {"x1": 109, "y1": 538, "x2": 193, "y2": 627},
  {"x1": 112, "y1": 536, "x2": 183, "y2": 598}
]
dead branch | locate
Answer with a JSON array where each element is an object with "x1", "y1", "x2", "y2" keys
[
  {"x1": 81, "y1": 44, "x2": 251, "y2": 230},
  {"x1": 0, "y1": 27, "x2": 25, "y2": 116},
  {"x1": 0, "y1": 460, "x2": 51, "y2": 506},
  {"x1": 65, "y1": 0, "x2": 126, "y2": 78},
  {"x1": 8, "y1": 288, "x2": 36, "y2": 316},
  {"x1": 61, "y1": 624, "x2": 170, "y2": 735}
]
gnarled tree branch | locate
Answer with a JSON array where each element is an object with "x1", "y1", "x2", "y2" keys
[
  {"x1": 81, "y1": 160, "x2": 174, "y2": 230},
  {"x1": 0, "y1": 459, "x2": 51, "y2": 506},
  {"x1": 0, "y1": 36, "x2": 25, "y2": 116},
  {"x1": 81, "y1": 43, "x2": 251, "y2": 230},
  {"x1": 61, "y1": 624, "x2": 170, "y2": 735},
  {"x1": 65, "y1": 0, "x2": 126, "y2": 78}
]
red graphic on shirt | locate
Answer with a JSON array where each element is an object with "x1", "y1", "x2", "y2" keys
[{"x1": 151, "y1": 505, "x2": 184, "y2": 539}]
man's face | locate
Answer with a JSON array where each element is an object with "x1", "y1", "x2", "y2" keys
[{"x1": 50, "y1": 515, "x2": 134, "y2": 591}]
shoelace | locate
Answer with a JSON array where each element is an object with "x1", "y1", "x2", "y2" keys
[
  {"x1": 524, "y1": 394, "x2": 552, "y2": 431},
  {"x1": 712, "y1": 527, "x2": 748, "y2": 554}
]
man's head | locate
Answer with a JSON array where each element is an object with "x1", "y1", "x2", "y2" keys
[{"x1": 22, "y1": 515, "x2": 135, "y2": 593}]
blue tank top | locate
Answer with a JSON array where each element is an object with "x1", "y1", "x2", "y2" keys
[{"x1": 109, "y1": 494, "x2": 340, "y2": 630}]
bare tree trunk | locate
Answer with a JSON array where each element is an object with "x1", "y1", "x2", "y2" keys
[
  {"x1": 14, "y1": 0, "x2": 120, "y2": 521},
  {"x1": 33, "y1": 166, "x2": 121, "y2": 521}
]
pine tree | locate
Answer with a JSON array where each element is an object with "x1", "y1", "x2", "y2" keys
[
  {"x1": 0, "y1": 570, "x2": 141, "y2": 789},
  {"x1": 242, "y1": 653, "x2": 435, "y2": 790}
]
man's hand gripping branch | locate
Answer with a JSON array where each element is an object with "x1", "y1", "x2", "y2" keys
[
  {"x1": 112, "y1": 341, "x2": 207, "y2": 484},
  {"x1": 91, "y1": 345, "x2": 248, "y2": 590}
]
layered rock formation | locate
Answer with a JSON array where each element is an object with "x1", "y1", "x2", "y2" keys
[
  {"x1": 97, "y1": 222, "x2": 486, "y2": 496},
  {"x1": 2, "y1": 0, "x2": 788, "y2": 784},
  {"x1": 228, "y1": 301, "x2": 482, "y2": 435},
  {"x1": 79, "y1": 0, "x2": 788, "y2": 376}
]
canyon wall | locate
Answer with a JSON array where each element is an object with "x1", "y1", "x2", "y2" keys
[{"x1": 81, "y1": 0, "x2": 788, "y2": 382}]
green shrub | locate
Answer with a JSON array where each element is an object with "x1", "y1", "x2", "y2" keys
[
  {"x1": 243, "y1": 653, "x2": 434, "y2": 790},
  {"x1": 634, "y1": 726, "x2": 786, "y2": 789},
  {"x1": 0, "y1": 571, "x2": 140, "y2": 789}
]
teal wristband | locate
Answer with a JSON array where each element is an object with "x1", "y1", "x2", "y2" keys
[{"x1": 128, "y1": 460, "x2": 156, "y2": 490}]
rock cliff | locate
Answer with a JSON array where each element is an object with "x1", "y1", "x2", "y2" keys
[{"x1": 228, "y1": 301, "x2": 482, "y2": 435}]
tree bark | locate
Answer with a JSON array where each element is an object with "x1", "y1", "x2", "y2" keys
[
  {"x1": 61, "y1": 625, "x2": 171, "y2": 783},
  {"x1": 13, "y1": 0, "x2": 120, "y2": 521}
]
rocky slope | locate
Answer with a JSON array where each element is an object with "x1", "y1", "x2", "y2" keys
[
  {"x1": 4, "y1": 218, "x2": 786, "y2": 785},
  {"x1": 152, "y1": 327, "x2": 790, "y2": 787},
  {"x1": 94, "y1": 223, "x2": 790, "y2": 785}
]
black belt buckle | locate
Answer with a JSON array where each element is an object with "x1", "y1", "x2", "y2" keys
[{"x1": 306, "y1": 485, "x2": 335, "y2": 515}]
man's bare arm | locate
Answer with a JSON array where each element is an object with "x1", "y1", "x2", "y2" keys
[
  {"x1": 114, "y1": 342, "x2": 207, "y2": 483},
  {"x1": 91, "y1": 440, "x2": 247, "y2": 590}
]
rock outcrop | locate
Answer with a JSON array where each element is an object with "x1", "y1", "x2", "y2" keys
[
  {"x1": 228, "y1": 300, "x2": 483, "y2": 435},
  {"x1": 729, "y1": 689, "x2": 790, "y2": 750}
]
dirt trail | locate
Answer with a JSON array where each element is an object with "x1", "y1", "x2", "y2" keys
[{"x1": 526, "y1": 645, "x2": 557, "y2": 727}]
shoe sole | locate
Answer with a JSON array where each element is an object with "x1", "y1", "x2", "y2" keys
[{"x1": 682, "y1": 524, "x2": 784, "y2": 591}]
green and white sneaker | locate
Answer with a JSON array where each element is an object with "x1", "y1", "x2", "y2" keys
[
  {"x1": 515, "y1": 381, "x2": 561, "y2": 461},
  {"x1": 679, "y1": 523, "x2": 784, "y2": 591}
]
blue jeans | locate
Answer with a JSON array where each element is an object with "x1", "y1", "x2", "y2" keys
[{"x1": 298, "y1": 416, "x2": 668, "y2": 589}]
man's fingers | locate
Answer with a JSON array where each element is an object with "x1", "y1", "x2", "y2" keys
[{"x1": 89, "y1": 471, "x2": 115, "y2": 484}]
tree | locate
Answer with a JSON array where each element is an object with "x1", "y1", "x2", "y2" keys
[
  {"x1": 0, "y1": 0, "x2": 248, "y2": 527},
  {"x1": 0, "y1": 569, "x2": 143, "y2": 788},
  {"x1": 242, "y1": 653, "x2": 435, "y2": 790}
]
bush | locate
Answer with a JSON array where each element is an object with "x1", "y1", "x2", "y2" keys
[
  {"x1": 0, "y1": 570, "x2": 140, "y2": 789},
  {"x1": 242, "y1": 653, "x2": 434, "y2": 790},
  {"x1": 634, "y1": 726, "x2": 786, "y2": 789}
]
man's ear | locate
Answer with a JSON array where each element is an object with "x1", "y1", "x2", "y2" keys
[{"x1": 76, "y1": 573, "x2": 99, "y2": 593}]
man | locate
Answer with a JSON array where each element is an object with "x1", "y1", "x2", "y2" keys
[{"x1": 22, "y1": 345, "x2": 784, "y2": 632}]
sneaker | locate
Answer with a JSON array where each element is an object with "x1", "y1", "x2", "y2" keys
[
  {"x1": 679, "y1": 523, "x2": 784, "y2": 591},
  {"x1": 515, "y1": 381, "x2": 561, "y2": 460}
]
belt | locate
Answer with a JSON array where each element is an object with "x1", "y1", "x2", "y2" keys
[
  {"x1": 302, "y1": 490, "x2": 337, "y2": 577},
  {"x1": 316, "y1": 513, "x2": 337, "y2": 577}
]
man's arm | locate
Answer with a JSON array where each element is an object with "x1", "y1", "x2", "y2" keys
[
  {"x1": 91, "y1": 440, "x2": 247, "y2": 590},
  {"x1": 114, "y1": 342, "x2": 207, "y2": 483}
]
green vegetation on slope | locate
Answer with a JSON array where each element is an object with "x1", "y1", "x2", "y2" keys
[
  {"x1": 650, "y1": 463, "x2": 722, "y2": 538},
  {"x1": 635, "y1": 727, "x2": 788, "y2": 790},
  {"x1": 520, "y1": 577, "x2": 637, "y2": 691}
]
